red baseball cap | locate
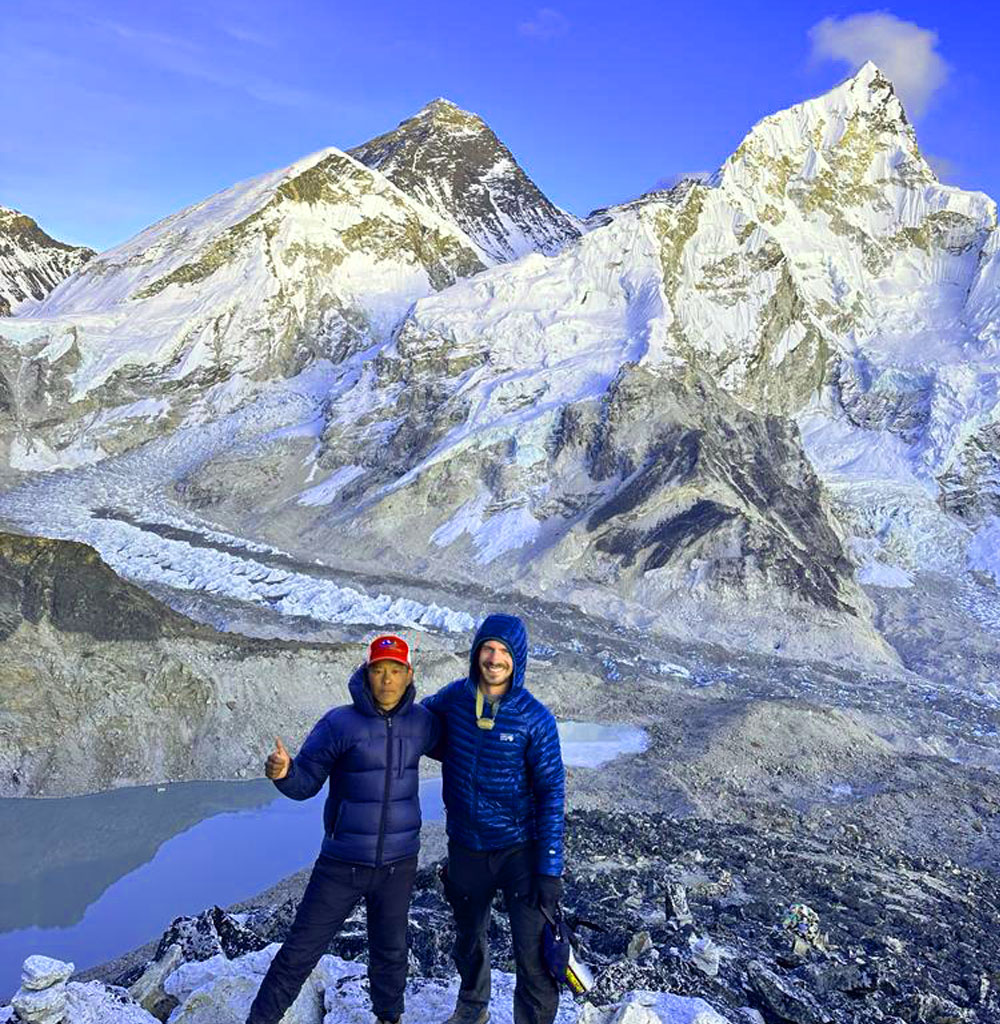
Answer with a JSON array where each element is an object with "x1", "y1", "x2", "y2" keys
[{"x1": 367, "y1": 634, "x2": 411, "y2": 666}]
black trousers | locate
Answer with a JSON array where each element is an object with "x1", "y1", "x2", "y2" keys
[
  {"x1": 443, "y1": 842, "x2": 559, "y2": 1024},
  {"x1": 246, "y1": 854, "x2": 417, "y2": 1024}
]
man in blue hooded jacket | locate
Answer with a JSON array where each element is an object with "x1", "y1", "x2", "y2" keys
[
  {"x1": 245, "y1": 634, "x2": 438, "y2": 1024},
  {"x1": 423, "y1": 613, "x2": 565, "y2": 1024}
]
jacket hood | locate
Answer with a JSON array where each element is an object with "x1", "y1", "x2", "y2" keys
[
  {"x1": 349, "y1": 663, "x2": 415, "y2": 717},
  {"x1": 468, "y1": 613, "x2": 529, "y2": 692}
]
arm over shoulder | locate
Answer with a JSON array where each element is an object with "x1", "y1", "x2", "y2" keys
[{"x1": 421, "y1": 682, "x2": 454, "y2": 762}]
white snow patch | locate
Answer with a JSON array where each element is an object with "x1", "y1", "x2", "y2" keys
[
  {"x1": 856, "y1": 561, "x2": 914, "y2": 588},
  {"x1": 969, "y1": 517, "x2": 1000, "y2": 584},
  {"x1": 297, "y1": 465, "x2": 365, "y2": 507},
  {"x1": 8, "y1": 436, "x2": 105, "y2": 472},
  {"x1": 431, "y1": 491, "x2": 491, "y2": 548},
  {"x1": 472, "y1": 505, "x2": 541, "y2": 563},
  {"x1": 92, "y1": 398, "x2": 171, "y2": 426},
  {"x1": 432, "y1": 492, "x2": 542, "y2": 563},
  {"x1": 769, "y1": 322, "x2": 808, "y2": 366},
  {"x1": 797, "y1": 396, "x2": 926, "y2": 489}
]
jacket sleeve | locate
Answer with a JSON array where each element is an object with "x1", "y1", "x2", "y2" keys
[
  {"x1": 526, "y1": 710, "x2": 565, "y2": 876},
  {"x1": 421, "y1": 685, "x2": 449, "y2": 763},
  {"x1": 424, "y1": 707, "x2": 443, "y2": 757},
  {"x1": 274, "y1": 715, "x2": 342, "y2": 801}
]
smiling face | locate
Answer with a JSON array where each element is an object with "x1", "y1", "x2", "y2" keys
[
  {"x1": 367, "y1": 658, "x2": 412, "y2": 711},
  {"x1": 477, "y1": 640, "x2": 514, "y2": 697}
]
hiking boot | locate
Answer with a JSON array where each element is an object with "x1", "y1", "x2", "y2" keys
[{"x1": 440, "y1": 1007, "x2": 489, "y2": 1024}]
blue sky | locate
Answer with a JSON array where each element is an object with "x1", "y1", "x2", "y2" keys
[{"x1": 2, "y1": 0, "x2": 997, "y2": 251}]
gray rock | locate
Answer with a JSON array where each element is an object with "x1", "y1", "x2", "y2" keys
[
  {"x1": 746, "y1": 960, "x2": 829, "y2": 1024},
  {"x1": 128, "y1": 943, "x2": 184, "y2": 1020},
  {"x1": 11, "y1": 982, "x2": 66, "y2": 1024},
  {"x1": 628, "y1": 931, "x2": 654, "y2": 960},
  {"x1": 20, "y1": 956, "x2": 74, "y2": 991}
]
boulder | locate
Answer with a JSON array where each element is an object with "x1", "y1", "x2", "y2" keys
[
  {"x1": 128, "y1": 943, "x2": 184, "y2": 1019},
  {"x1": 20, "y1": 956, "x2": 75, "y2": 992}
]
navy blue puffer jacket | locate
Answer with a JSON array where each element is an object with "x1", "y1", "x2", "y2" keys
[
  {"x1": 423, "y1": 613, "x2": 565, "y2": 876},
  {"x1": 274, "y1": 665, "x2": 439, "y2": 865}
]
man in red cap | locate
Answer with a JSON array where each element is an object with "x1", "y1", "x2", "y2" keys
[{"x1": 245, "y1": 634, "x2": 439, "y2": 1024}]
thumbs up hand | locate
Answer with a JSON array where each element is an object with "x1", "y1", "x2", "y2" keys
[{"x1": 266, "y1": 736, "x2": 291, "y2": 780}]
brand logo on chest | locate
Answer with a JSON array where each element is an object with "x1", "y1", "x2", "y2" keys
[{"x1": 499, "y1": 733, "x2": 516, "y2": 743}]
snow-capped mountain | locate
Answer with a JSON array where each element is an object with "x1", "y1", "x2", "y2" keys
[
  {"x1": 0, "y1": 206, "x2": 94, "y2": 316},
  {"x1": 1, "y1": 67, "x2": 998, "y2": 665},
  {"x1": 0, "y1": 145, "x2": 492, "y2": 464},
  {"x1": 311, "y1": 62, "x2": 999, "y2": 596},
  {"x1": 21, "y1": 146, "x2": 485, "y2": 382},
  {"x1": 349, "y1": 97, "x2": 581, "y2": 263}
]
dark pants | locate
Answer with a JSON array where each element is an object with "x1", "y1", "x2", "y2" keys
[
  {"x1": 246, "y1": 854, "x2": 417, "y2": 1024},
  {"x1": 443, "y1": 842, "x2": 559, "y2": 1024}
]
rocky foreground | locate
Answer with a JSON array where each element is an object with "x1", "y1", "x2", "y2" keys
[{"x1": 5, "y1": 809, "x2": 998, "y2": 1024}]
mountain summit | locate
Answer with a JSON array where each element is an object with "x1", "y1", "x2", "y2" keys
[
  {"x1": 0, "y1": 207, "x2": 94, "y2": 316},
  {"x1": 349, "y1": 98, "x2": 581, "y2": 263},
  {"x1": 2, "y1": 69, "x2": 997, "y2": 669}
]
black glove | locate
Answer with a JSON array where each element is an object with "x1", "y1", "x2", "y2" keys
[{"x1": 534, "y1": 874, "x2": 563, "y2": 918}]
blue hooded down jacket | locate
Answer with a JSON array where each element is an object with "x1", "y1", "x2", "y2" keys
[
  {"x1": 274, "y1": 665, "x2": 439, "y2": 865},
  {"x1": 423, "y1": 613, "x2": 565, "y2": 876}
]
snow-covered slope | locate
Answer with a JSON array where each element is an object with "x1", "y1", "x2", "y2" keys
[
  {"x1": 0, "y1": 146, "x2": 490, "y2": 466},
  {"x1": 2, "y1": 66, "x2": 998, "y2": 665},
  {"x1": 18, "y1": 147, "x2": 484, "y2": 386},
  {"x1": 0, "y1": 206, "x2": 94, "y2": 316},
  {"x1": 349, "y1": 97, "x2": 582, "y2": 263},
  {"x1": 319, "y1": 62, "x2": 1000, "y2": 593}
]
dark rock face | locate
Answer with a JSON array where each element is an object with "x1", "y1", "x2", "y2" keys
[
  {"x1": 0, "y1": 206, "x2": 95, "y2": 314},
  {"x1": 127, "y1": 810, "x2": 1000, "y2": 1024},
  {"x1": 834, "y1": 359, "x2": 934, "y2": 444},
  {"x1": 0, "y1": 529, "x2": 367, "y2": 798},
  {"x1": 0, "y1": 532, "x2": 196, "y2": 643},
  {"x1": 151, "y1": 906, "x2": 268, "y2": 969},
  {"x1": 571, "y1": 366, "x2": 858, "y2": 614},
  {"x1": 349, "y1": 98, "x2": 580, "y2": 263},
  {"x1": 938, "y1": 422, "x2": 1000, "y2": 523}
]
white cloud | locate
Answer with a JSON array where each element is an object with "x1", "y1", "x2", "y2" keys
[
  {"x1": 518, "y1": 8, "x2": 570, "y2": 40},
  {"x1": 92, "y1": 16, "x2": 314, "y2": 107},
  {"x1": 808, "y1": 11, "x2": 949, "y2": 117}
]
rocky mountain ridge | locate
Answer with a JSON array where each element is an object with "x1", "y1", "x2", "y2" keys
[
  {"x1": 349, "y1": 97, "x2": 582, "y2": 263},
  {"x1": 0, "y1": 66, "x2": 997, "y2": 667},
  {"x1": 0, "y1": 206, "x2": 94, "y2": 316}
]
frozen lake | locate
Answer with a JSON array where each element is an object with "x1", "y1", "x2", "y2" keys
[{"x1": 0, "y1": 720, "x2": 647, "y2": 997}]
